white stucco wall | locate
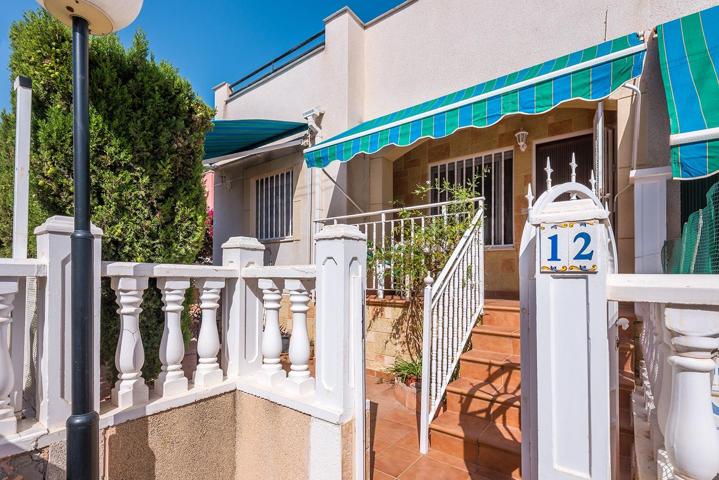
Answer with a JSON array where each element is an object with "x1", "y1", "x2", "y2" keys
[{"x1": 213, "y1": 0, "x2": 715, "y2": 266}]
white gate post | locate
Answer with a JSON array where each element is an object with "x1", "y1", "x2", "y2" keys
[
  {"x1": 519, "y1": 181, "x2": 616, "y2": 480},
  {"x1": 34, "y1": 216, "x2": 102, "y2": 429},
  {"x1": 12, "y1": 76, "x2": 32, "y2": 261}
]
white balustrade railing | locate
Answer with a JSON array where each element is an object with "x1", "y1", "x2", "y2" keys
[
  {"x1": 315, "y1": 197, "x2": 480, "y2": 297},
  {"x1": 419, "y1": 205, "x2": 484, "y2": 454},
  {"x1": 607, "y1": 274, "x2": 719, "y2": 480},
  {"x1": 0, "y1": 216, "x2": 366, "y2": 468}
]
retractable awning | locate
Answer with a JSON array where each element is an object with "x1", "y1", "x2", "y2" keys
[
  {"x1": 658, "y1": 5, "x2": 719, "y2": 180},
  {"x1": 304, "y1": 32, "x2": 646, "y2": 168},
  {"x1": 204, "y1": 119, "x2": 306, "y2": 160}
]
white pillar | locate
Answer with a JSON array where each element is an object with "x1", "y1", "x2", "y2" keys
[
  {"x1": 193, "y1": 278, "x2": 224, "y2": 388},
  {"x1": 630, "y1": 167, "x2": 672, "y2": 274},
  {"x1": 285, "y1": 279, "x2": 313, "y2": 395},
  {"x1": 256, "y1": 279, "x2": 285, "y2": 388},
  {"x1": 0, "y1": 279, "x2": 18, "y2": 435},
  {"x1": 110, "y1": 276, "x2": 149, "y2": 408},
  {"x1": 12, "y1": 76, "x2": 31, "y2": 261},
  {"x1": 664, "y1": 307, "x2": 719, "y2": 480},
  {"x1": 221, "y1": 237, "x2": 265, "y2": 377},
  {"x1": 34, "y1": 216, "x2": 102, "y2": 429},
  {"x1": 155, "y1": 278, "x2": 190, "y2": 397},
  {"x1": 314, "y1": 224, "x2": 366, "y2": 418}
]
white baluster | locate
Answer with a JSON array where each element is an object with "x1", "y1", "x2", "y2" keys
[
  {"x1": 193, "y1": 278, "x2": 225, "y2": 389},
  {"x1": 655, "y1": 320, "x2": 673, "y2": 436},
  {"x1": 155, "y1": 278, "x2": 190, "y2": 397},
  {"x1": 257, "y1": 279, "x2": 285, "y2": 387},
  {"x1": 285, "y1": 279, "x2": 314, "y2": 396},
  {"x1": 0, "y1": 279, "x2": 18, "y2": 435},
  {"x1": 664, "y1": 307, "x2": 719, "y2": 480},
  {"x1": 111, "y1": 276, "x2": 149, "y2": 408}
]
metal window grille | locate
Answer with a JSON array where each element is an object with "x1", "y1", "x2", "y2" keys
[
  {"x1": 255, "y1": 170, "x2": 293, "y2": 241},
  {"x1": 429, "y1": 150, "x2": 513, "y2": 246}
]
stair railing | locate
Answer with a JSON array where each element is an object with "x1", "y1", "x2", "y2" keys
[{"x1": 419, "y1": 203, "x2": 485, "y2": 453}]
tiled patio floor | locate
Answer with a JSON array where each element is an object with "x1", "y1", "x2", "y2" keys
[{"x1": 367, "y1": 380, "x2": 494, "y2": 480}]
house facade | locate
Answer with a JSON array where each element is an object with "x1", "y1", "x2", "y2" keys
[{"x1": 207, "y1": 0, "x2": 716, "y2": 298}]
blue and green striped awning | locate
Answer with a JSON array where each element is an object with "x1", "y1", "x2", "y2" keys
[
  {"x1": 204, "y1": 119, "x2": 307, "y2": 160},
  {"x1": 658, "y1": 5, "x2": 719, "y2": 180},
  {"x1": 304, "y1": 32, "x2": 646, "y2": 168}
]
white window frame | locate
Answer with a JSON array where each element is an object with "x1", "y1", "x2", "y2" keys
[
  {"x1": 252, "y1": 168, "x2": 294, "y2": 242},
  {"x1": 427, "y1": 147, "x2": 514, "y2": 247}
]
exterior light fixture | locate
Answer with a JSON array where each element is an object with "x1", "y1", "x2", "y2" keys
[
  {"x1": 35, "y1": 1, "x2": 143, "y2": 479},
  {"x1": 515, "y1": 128, "x2": 529, "y2": 152}
]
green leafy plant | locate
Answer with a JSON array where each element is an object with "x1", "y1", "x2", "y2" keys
[
  {"x1": 387, "y1": 358, "x2": 422, "y2": 384},
  {"x1": 372, "y1": 179, "x2": 479, "y2": 361},
  {"x1": 0, "y1": 10, "x2": 214, "y2": 380}
]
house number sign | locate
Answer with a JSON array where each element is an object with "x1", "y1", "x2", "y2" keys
[{"x1": 539, "y1": 220, "x2": 598, "y2": 273}]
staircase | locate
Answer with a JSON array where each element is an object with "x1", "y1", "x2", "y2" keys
[
  {"x1": 426, "y1": 300, "x2": 637, "y2": 480},
  {"x1": 428, "y1": 299, "x2": 522, "y2": 479}
]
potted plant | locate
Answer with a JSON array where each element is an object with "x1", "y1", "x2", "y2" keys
[{"x1": 387, "y1": 358, "x2": 422, "y2": 411}]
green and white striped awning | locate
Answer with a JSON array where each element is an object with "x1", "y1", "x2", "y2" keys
[
  {"x1": 658, "y1": 5, "x2": 719, "y2": 180},
  {"x1": 304, "y1": 32, "x2": 646, "y2": 168}
]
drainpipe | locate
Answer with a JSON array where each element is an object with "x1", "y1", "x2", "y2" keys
[{"x1": 612, "y1": 83, "x2": 642, "y2": 210}]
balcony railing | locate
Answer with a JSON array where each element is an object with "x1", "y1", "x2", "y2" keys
[
  {"x1": 315, "y1": 197, "x2": 482, "y2": 297},
  {"x1": 228, "y1": 31, "x2": 325, "y2": 98},
  {"x1": 607, "y1": 274, "x2": 719, "y2": 480},
  {"x1": 0, "y1": 216, "x2": 366, "y2": 469}
]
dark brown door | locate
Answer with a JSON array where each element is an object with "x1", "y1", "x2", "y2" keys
[{"x1": 535, "y1": 133, "x2": 593, "y2": 198}]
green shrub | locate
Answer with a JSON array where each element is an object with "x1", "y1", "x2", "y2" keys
[
  {"x1": 387, "y1": 358, "x2": 422, "y2": 384},
  {"x1": 0, "y1": 10, "x2": 214, "y2": 380}
]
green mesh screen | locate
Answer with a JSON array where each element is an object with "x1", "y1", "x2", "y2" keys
[{"x1": 664, "y1": 181, "x2": 719, "y2": 273}]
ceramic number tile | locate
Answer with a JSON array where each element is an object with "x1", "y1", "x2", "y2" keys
[
  {"x1": 567, "y1": 220, "x2": 599, "y2": 273},
  {"x1": 539, "y1": 223, "x2": 569, "y2": 273}
]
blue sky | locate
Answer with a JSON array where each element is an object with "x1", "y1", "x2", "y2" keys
[{"x1": 0, "y1": 0, "x2": 405, "y2": 112}]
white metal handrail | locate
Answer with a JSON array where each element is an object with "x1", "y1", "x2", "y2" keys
[
  {"x1": 314, "y1": 197, "x2": 482, "y2": 295},
  {"x1": 419, "y1": 204, "x2": 484, "y2": 453}
]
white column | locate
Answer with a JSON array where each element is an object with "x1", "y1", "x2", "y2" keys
[
  {"x1": 110, "y1": 276, "x2": 149, "y2": 408},
  {"x1": 664, "y1": 307, "x2": 719, "y2": 480},
  {"x1": 630, "y1": 167, "x2": 672, "y2": 274},
  {"x1": 256, "y1": 279, "x2": 285, "y2": 387},
  {"x1": 221, "y1": 237, "x2": 265, "y2": 378},
  {"x1": 155, "y1": 278, "x2": 190, "y2": 397},
  {"x1": 0, "y1": 278, "x2": 18, "y2": 435},
  {"x1": 12, "y1": 76, "x2": 31, "y2": 261},
  {"x1": 285, "y1": 279, "x2": 313, "y2": 395},
  {"x1": 314, "y1": 224, "x2": 367, "y2": 418},
  {"x1": 193, "y1": 278, "x2": 225, "y2": 388},
  {"x1": 34, "y1": 216, "x2": 102, "y2": 429}
]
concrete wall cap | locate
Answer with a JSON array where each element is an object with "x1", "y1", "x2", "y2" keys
[
  {"x1": 34, "y1": 215, "x2": 103, "y2": 237},
  {"x1": 212, "y1": 81, "x2": 230, "y2": 91},
  {"x1": 323, "y1": 6, "x2": 363, "y2": 26},
  {"x1": 221, "y1": 236, "x2": 266, "y2": 251},
  {"x1": 315, "y1": 224, "x2": 366, "y2": 241}
]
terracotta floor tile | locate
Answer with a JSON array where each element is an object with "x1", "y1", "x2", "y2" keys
[
  {"x1": 398, "y1": 456, "x2": 470, "y2": 480},
  {"x1": 373, "y1": 419, "x2": 415, "y2": 447},
  {"x1": 425, "y1": 448, "x2": 472, "y2": 472},
  {"x1": 393, "y1": 430, "x2": 421, "y2": 451},
  {"x1": 372, "y1": 468, "x2": 397, "y2": 479},
  {"x1": 374, "y1": 444, "x2": 422, "y2": 477}
]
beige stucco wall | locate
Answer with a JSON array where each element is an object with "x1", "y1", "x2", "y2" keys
[{"x1": 391, "y1": 106, "x2": 602, "y2": 295}]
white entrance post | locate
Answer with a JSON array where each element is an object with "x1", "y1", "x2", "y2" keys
[
  {"x1": 630, "y1": 166, "x2": 672, "y2": 274},
  {"x1": 519, "y1": 177, "x2": 617, "y2": 480},
  {"x1": 12, "y1": 76, "x2": 32, "y2": 261}
]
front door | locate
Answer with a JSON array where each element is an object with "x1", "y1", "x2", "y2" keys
[{"x1": 535, "y1": 133, "x2": 593, "y2": 199}]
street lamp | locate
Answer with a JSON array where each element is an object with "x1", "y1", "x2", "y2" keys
[{"x1": 35, "y1": 1, "x2": 142, "y2": 479}]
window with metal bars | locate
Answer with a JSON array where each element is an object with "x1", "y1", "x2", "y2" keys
[
  {"x1": 255, "y1": 169, "x2": 293, "y2": 241},
  {"x1": 428, "y1": 150, "x2": 513, "y2": 246}
]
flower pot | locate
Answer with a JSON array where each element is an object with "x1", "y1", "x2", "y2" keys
[{"x1": 393, "y1": 376, "x2": 421, "y2": 411}]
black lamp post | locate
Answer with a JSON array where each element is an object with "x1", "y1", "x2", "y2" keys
[{"x1": 35, "y1": 2, "x2": 143, "y2": 479}]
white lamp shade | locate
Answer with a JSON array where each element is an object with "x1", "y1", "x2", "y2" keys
[{"x1": 36, "y1": 0, "x2": 143, "y2": 35}]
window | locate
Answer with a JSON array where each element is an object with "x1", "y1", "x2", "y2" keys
[
  {"x1": 428, "y1": 150, "x2": 513, "y2": 246},
  {"x1": 535, "y1": 133, "x2": 593, "y2": 199},
  {"x1": 255, "y1": 169, "x2": 293, "y2": 241}
]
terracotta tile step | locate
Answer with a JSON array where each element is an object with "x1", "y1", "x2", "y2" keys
[
  {"x1": 459, "y1": 350, "x2": 521, "y2": 389},
  {"x1": 446, "y1": 378, "x2": 521, "y2": 427},
  {"x1": 430, "y1": 411, "x2": 521, "y2": 478},
  {"x1": 483, "y1": 300, "x2": 521, "y2": 329},
  {"x1": 471, "y1": 325, "x2": 521, "y2": 356}
]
